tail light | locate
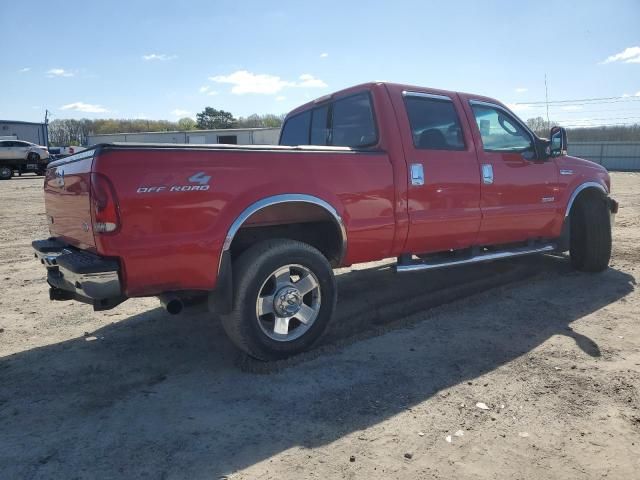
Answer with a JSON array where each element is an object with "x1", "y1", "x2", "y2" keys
[{"x1": 90, "y1": 173, "x2": 120, "y2": 234}]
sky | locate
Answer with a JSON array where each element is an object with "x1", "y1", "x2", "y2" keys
[{"x1": 1, "y1": 0, "x2": 639, "y2": 127}]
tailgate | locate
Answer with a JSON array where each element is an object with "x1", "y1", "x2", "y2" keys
[{"x1": 44, "y1": 150, "x2": 96, "y2": 250}]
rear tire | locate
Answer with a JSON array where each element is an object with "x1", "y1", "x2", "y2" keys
[
  {"x1": 0, "y1": 166, "x2": 12, "y2": 180},
  {"x1": 569, "y1": 193, "x2": 611, "y2": 272},
  {"x1": 220, "y1": 239, "x2": 337, "y2": 361}
]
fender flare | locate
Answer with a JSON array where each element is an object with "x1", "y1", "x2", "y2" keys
[
  {"x1": 218, "y1": 193, "x2": 348, "y2": 274},
  {"x1": 556, "y1": 181, "x2": 609, "y2": 252},
  {"x1": 563, "y1": 181, "x2": 608, "y2": 218}
]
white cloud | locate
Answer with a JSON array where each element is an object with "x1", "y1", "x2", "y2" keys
[
  {"x1": 210, "y1": 70, "x2": 293, "y2": 94},
  {"x1": 296, "y1": 74, "x2": 328, "y2": 88},
  {"x1": 199, "y1": 85, "x2": 210, "y2": 93},
  {"x1": 47, "y1": 68, "x2": 74, "y2": 78},
  {"x1": 209, "y1": 70, "x2": 328, "y2": 95},
  {"x1": 602, "y1": 46, "x2": 640, "y2": 64},
  {"x1": 320, "y1": 52, "x2": 329, "y2": 58},
  {"x1": 637, "y1": 91, "x2": 640, "y2": 97},
  {"x1": 276, "y1": 96, "x2": 286, "y2": 101},
  {"x1": 60, "y1": 102, "x2": 108, "y2": 113},
  {"x1": 143, "y1": 53, "x2": 177, "y2": 61},
  {"x1": 171, "y1": 109, "x2": 191, "y2": 117},
  {"x1": 561, "y1": 105, "x2": 583, "y2": 111},
  {"x1": 19, "y1": 67, "x2": 31, "y2": 73},
  {"x1": 206, "y1": 90, "x2": 219, "y2": 96},
  {"x1": 514, "y1": 87, "x2": 528, "y2": 93}
]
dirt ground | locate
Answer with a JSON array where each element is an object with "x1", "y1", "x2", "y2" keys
[{"x1": 1, "y1": 172, "x2": 639, "y2": 479}]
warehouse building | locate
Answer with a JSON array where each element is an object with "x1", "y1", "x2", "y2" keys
[
  {"x1": 0, "y1": 120, "x2": 49, "y2": 146},
  {"x1": 86, "y1": 127, "x2": 281, "y2": 146}
]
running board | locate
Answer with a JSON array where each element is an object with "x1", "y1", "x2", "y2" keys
[{"x1": 396, "y1": 243, "x2": 556, "y2": 273}]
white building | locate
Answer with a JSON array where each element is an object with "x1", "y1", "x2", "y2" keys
[
  {"x1": 85, "y1": 127, "x2": 281, "y2": 146},
  {"x1": 0, "y1": 120, "x2": 48, "y2": 146}
]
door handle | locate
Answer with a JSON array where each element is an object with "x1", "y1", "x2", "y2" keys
[
  {"x1": 482, "y1": 164, "x2": 494, "y2": 184},
  {"x1": 410, "y1": 163, "x2": 424, "y2": 186}
]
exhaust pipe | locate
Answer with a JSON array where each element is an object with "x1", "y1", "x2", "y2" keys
[{"x1": 159, "y1": 294, "x2": 184, "y2": 315}]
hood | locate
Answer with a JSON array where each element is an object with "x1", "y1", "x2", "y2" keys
[
  {"x1": 559, "y1": 155, "x2": 607, "y2": 173},
  {"x1": 558, "y1": 155, "x2": 610, "y2": 191}
]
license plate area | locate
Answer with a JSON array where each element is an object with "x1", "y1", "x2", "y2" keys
[{"x1": 27, "y1": 163, "x2": 38, "y2": 169}]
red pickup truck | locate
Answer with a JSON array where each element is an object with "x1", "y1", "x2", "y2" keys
[{"x1": 33, "y1": 82, "x2": 617, "y2": 360}]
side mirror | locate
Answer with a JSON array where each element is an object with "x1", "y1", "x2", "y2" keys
[{"x1": 549, "y1": 126, "x2": 567, "y2": 157}]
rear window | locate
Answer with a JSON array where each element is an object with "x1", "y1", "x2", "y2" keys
[
  {"x1": 279, "y1": 92, "x2": 378, "y2": 148},
  {"x1": 280, "y1": 110, "x2": 311, "y2": 146}
]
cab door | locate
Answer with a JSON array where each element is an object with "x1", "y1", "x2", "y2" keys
[
  {"x1": 464, "y1": 99, "x2": 559, "y2": 245},
  {"x1": 392, "y1": 90, "x2": 482, "y2": 254}
]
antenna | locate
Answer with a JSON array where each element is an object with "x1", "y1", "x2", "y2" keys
[{"x1": 544, "y1": 74, "x2": 550, "y2": 126}]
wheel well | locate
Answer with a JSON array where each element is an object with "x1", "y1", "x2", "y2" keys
[
  {"x1": 569, "y1": 186, "x2": 607, "y2": 217},
  {"x1": 228, "y1": 202, "x2": 345, "y2": 267}
]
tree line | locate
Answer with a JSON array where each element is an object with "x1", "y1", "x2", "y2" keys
[
  {"x1": 47, "y1": 110, "x2": 640, "y2": 146},
  {"x1": 526, "y1": 116, "x2": 640, "y2": 142},
  {"x1": 48, "y1": 108, "x2": 286, "y2": 146}
]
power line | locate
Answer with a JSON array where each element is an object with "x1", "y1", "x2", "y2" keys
[
  {"x1": 515, "y1": 95, "x2": 640, "y2": 105},
  {"x1": 547, "y1": 106, "x2": 640, "y2": 114},
  {"x1": 560, "y1": 122, "x2": 640, "y2": 128},
  {"x1": 556, "y1": 116, "x2": 640, "y2": 122}
]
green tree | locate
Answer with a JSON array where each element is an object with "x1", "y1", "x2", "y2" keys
[
  {"x1": 526, "y1": 117, "x2": 557, "y2": 137},
  {"x1": 236, "y1": 113, "x2": 285, "y2": 128},
  {"x1": 196, "y1": 107, "x2": 237, "y2": 129},
  {"x1": 177, "y1": 117, "x2": 197, "y2": 130}
]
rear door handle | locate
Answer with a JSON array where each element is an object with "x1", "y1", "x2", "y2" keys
[
  {"x1": 482, "y1": 164, "x2": 494, "y2": 184},
  {"x1": 410, "y1": 163, "x2": 424, "y2": 186}
]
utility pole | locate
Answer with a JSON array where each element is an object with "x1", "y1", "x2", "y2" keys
[
  {"x1": 544, "y1": 74, "x2": 550, "y2": 127},
  {"x1": 44, "y1": 109, "x2": 50, "y2": 148}
]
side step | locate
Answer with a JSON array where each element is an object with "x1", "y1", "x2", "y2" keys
[{"x1": 396, "y1": 243, "x2": 556, "y2": 273}]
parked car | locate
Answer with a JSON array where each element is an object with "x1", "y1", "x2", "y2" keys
[
  {"x1": 32, "y1": 82, "x2": 617, "y2": 360},
  {"x1": 0, "y1": 140, "x2": 50, "y2": 179}
]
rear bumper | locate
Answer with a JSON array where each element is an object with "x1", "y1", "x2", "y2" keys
[{"x1": 32, "y1": 238, "x2": 125, "y2": 310}]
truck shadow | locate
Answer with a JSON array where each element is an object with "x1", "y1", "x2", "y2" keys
[{"x1": 0, "y1": 256, "x2": 635, "y2": 478}]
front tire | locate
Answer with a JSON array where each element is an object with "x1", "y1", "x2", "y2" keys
[
  {"x1": 570, "y1": 194, "x2": 612, "y2": 272},
  {"x1": 220, "y1": 239, "x2": 337, "y2": 360}
]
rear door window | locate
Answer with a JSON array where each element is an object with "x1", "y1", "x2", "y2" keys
[{"x1": 404, "y1": 95, "x2": 465, "y2": 150}]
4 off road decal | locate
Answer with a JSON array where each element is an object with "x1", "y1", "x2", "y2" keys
[{"x1": 137, "y1": 172, "x2": 211, "y2": 193}]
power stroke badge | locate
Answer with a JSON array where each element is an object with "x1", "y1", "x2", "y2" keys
[{"x1": 136, "y1": 172, "x2": 211, "y2": 193}]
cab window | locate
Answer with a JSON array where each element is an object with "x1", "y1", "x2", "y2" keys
[
  {"x1": 471, "y1": 104, "x2": 533, "y2": 152},
  {"x1": 310, "y1": 105, "x2": 329, "y2": 145},
  {"x1": 404, "y1": 95, "x2": 465, "y2": 150},
  {"x1": 329, "y1": 92, "x2": 377, "y2": 147},
  {"x1": 280, "y1": 110, "x2": 311, "y2": 146},
  {"x1": 280, "y1": 92, "x2": 378, "y2": 148}
]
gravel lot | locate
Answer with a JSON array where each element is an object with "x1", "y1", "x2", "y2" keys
[{"x1": 1, "y1": 173, "x2": 639, "y2": 479}]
